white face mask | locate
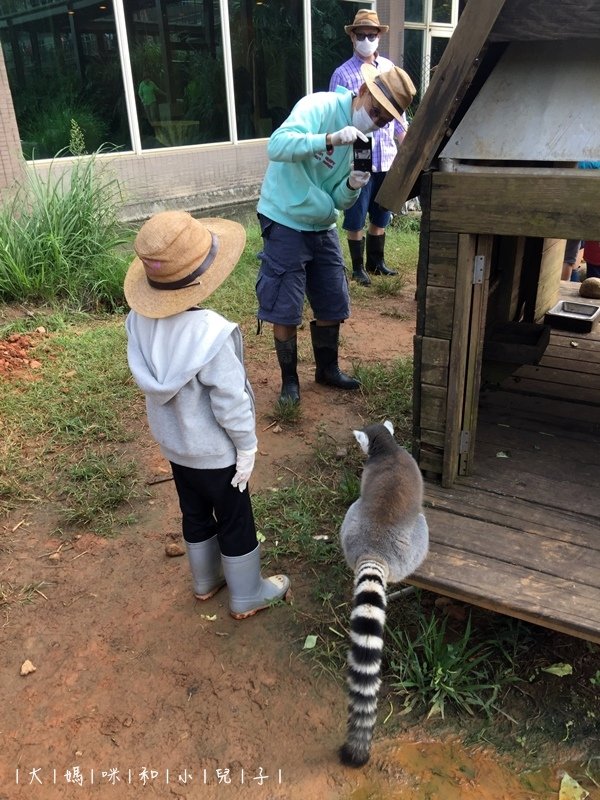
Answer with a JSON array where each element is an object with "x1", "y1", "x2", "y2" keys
[
  {"x1": 352, "y1": 104, "x2": 378, "y2": 134},
  {"x1": 355, "y1": 37, "x2": 379, "y2": 58}
]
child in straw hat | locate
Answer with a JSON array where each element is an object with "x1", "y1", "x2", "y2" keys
[{"x1": 124, "y1": 211, "x2": 290, "y2": 619}]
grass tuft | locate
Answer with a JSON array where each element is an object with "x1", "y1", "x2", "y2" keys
[
  {"x1": 0, "y1": 148, "x2": 133, "y2": 312},
  {"x1": 387, "y1": 609, "x2": 520, "y2": 720},
  {"x1": 0, "y1": 580, "x2": 49, "y2": 608},
  {"x1": 271, "y1": 397, "x2": 302, "y2": 424}
]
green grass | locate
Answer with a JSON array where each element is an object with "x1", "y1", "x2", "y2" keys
[
  {"x1": 0, "y1": 310, "x2": 82, "y2": 338},
  {"x1": 207, "y1": 223, "x2": 263, "y2": 325},
  {"x1": 60, "y1": 450, "x2": 138, "y2": 530},
  {"x1": 341, "y1": 219, "x2": 420, "y2": 297},
  {"x1": 0, "y1": 149, "x2": 133, "y2": 311},
  {"x1": 254, "y1": 422, "x2": 361, "y2": 563},
  {"x1": 355, "y1": 357, "x2": 414, "y2": 444},
  {"x1": 9, "y1": 323, "x2": 133, "y2": 444},
  {"x1": 0, "y1": 319, "x2": 142, "y2": 532},
  {"x1": 387, "y1": 609, "x2": 520, "y2": 720}
]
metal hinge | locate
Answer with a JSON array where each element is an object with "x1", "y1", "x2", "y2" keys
[
  {"x1": 472, "y1": 255, "x2": 485, "y2": 284},
  {"x1": 459, "y1": 430, "x2": 471, "y2": 453}
]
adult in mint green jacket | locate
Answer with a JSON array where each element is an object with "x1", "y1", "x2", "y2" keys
[
  {"x1": 255, "y1": 66, "x2": 415, "y2": 406},
  {"x1": 258, "y1": 86, "x2": 360, "y2": 232}
]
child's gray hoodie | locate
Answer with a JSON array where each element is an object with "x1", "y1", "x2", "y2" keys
[{"x1": 126, "y1": 308, "x2": 257, "y2": 469}]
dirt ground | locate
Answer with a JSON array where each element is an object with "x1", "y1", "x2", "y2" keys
[{"x1": 0, "y1": 285, "x2": 592, "y2": 800}]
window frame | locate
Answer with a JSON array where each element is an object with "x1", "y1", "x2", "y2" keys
[{"x1": 403, "y1": 0, "x2": 458, "y2": 97}]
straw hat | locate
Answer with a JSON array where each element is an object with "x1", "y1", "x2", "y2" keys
[
  {"x1": 360, "y1": 63, "x2": 416, "y2": 122},
  {"x1": 344, "y1": 9, "x2": 389, "y2": 35},
  {"x1": 124, "y1": 211, "x2": 246, "y2": 319}
]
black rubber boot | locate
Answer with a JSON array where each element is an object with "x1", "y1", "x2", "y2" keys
[
  {"x1": 366, "y1": 232, "x2": 398, "y2": 276},
  {"x1": 348, "y1": 239, "x2": 371, "y2": 286},
  {"x1": 274, "y1": 336, "x2": 300, "y2": 404},
  {"x1": 310, "y1": 321, "x2": 360, "y2": 390}
]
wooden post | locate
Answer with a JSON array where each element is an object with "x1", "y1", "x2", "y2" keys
[
  {"x1": 459, "y1": 234, "x2": 493, "y2": 477},
  {"x1": 442, "y1": 234, "x2": 476, "y2": 487}
]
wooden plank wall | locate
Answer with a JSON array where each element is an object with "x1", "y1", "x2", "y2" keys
[
  {"x1": 414, "y1": 171, "x2": 593, "y2": 479},
  {"x1": 415, "y1": 229, "x2": 458, "y2": 477}
]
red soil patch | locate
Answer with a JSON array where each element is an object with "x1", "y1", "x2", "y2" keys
[{"x1": 0, "y1": 330, "x2": 45, "y2": 377}]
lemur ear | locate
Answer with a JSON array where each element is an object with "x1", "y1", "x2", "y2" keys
[
  {"x1": 383, "y1": 420, "x2": 394, "y2": 435},
  {"x1": 353, "y1": 429, "x2": 370, "y2": 454}
]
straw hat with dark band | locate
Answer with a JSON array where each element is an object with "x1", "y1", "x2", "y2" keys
[
  {"x1": 124, "y1": 211, "x2": 246, "y2": 319},
  {"x1": 360, "y1": 63, "x2": 416, "y2": 123},
  {"x1": 344, "y1": 9, "x2": 389, "y2": 34}
]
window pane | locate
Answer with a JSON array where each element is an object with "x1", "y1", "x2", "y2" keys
[
  {"x1": 405, "y1": 0, "x2": 424, "y2": 23},
  {"x1": 311, "y1": 0, "x2": 367, "y2": 93},
  {"x1": 432, "y1": 0, "x2": 452, "y2": 24},
  {"x1": 229, "y1": 0, "x2": 305, "y2": 141},
  {"x1": 431, "y1": 35, "x2": 449, "y2": 68},
  {"x1": 403, "y1": 28, "x2": 423, "y2": 106},
  {"x1": 126, "y1": 0, "x2": 228, "y2": 150},
  {"x1": 0, "y1": 0, "x2": 131, "y2": 159}
]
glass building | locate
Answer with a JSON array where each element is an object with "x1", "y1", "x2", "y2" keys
[{"x1": 0, "y1": 0, "x2": 459, "y2": 214}]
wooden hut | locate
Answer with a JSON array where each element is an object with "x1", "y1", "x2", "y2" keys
[{"x1": 378, "y1": 0, "x2": 600, "y2": 643}]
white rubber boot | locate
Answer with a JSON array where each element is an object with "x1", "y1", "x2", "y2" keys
[
  {"x1": 185, "y1": 536, "x2": 226, "y2": 601},
  {"x1": 221, "y1": 545, "x2": 291, "y2": 620}
]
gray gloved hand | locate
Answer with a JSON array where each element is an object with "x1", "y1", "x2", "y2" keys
[
  {"x1": 348, "y1": 170, "x2": 371, "y2": 190},
  {"x1": 330, "y1": 126, "x2": 368, "y2": 146},
  {"x1": 231, "y1": 448, "x2": 257, "y2": 493}
]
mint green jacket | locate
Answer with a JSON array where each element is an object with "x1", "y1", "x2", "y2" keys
[{"x1": 257, "y1": 87, "x2": 360, "y2": 232}]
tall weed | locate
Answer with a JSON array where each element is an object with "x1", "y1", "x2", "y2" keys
[{"x1": 0, "y1": 148, "x2": 132, "y2": 311}]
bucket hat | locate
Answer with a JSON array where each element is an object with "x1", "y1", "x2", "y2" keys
[
  {"x1": 124, "y1": 211, "x2": 246, "y2": 319},
  {"x1": 344, "y1": 9, "x2": 389, "y2": 35},
  {"x1": 360, "y1": 63, "x2": 416, "y2": 123}
]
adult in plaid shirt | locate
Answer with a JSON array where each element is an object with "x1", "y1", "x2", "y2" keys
[{"x1": 330, "y1": 9, "x2": 412, "y2": 286}]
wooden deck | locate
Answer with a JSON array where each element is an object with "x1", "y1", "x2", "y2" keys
[{"x1": 411, "y1": 284, "x2": 600, "y2": 643}]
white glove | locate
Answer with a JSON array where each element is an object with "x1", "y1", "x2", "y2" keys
[
  {"x1": 348, "y1": 170, "x2": 371, "y2": 190},
  {"x1": 231, "y1": 448, "x2": 257, "y2": 493},
  {"x1": 330, "y1": 126, "x2": 368, "y2": 146}
]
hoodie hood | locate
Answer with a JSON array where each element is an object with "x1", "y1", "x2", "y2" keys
[{"x1": 126, "y1": 308, "x2": 236, "y2": 406}]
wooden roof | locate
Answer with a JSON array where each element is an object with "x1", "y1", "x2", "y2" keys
[{"x1": 378, "y1": 0, "x2": 600, "y2": 212}]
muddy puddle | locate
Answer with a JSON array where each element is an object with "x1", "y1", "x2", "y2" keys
[{"x1": 350, "y1": 738, "x2": 594, "y2": 800}]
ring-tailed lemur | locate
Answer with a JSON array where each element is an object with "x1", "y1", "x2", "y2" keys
[{"x1": 339, "y1": 420, "x2": 429, "y2": 767}]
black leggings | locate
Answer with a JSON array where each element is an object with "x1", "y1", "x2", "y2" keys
[{"x1": 170, "y1": 462, "x2": 258, "y2": 558}]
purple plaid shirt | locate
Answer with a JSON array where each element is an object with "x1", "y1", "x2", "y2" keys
[{"x1": 329, "y1": 54, "x2": 407, "y2": 173}]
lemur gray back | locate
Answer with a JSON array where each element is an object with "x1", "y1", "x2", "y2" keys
[{"x1": 338, "y1": 421, "x2": 429, "y2": 768}]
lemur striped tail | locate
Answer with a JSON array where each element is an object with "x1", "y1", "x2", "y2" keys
[{"x1": 339, "y1": 559, "x2": 388, "y2": 767}]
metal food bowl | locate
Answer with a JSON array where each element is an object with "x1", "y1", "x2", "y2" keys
[{"x1": 544, "y1": 300, "x2": 600, "y2": 333}]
